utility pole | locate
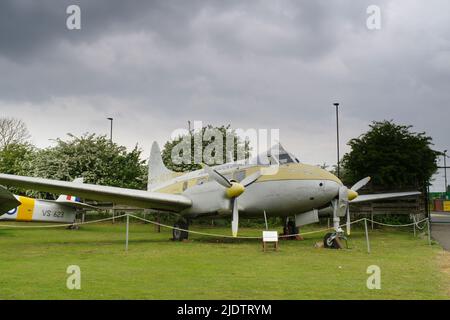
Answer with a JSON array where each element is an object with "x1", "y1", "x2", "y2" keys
[
  {"x1": 444, "y1": 150, "x2": 448, "y2": 195},
  {"x1": 333, "y1": 102, "x2": 340, "y2": 178},
  {"x1": 107, "y1": 117, "x2": 113, "y2": 142}
]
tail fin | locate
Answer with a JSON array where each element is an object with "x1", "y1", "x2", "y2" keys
[
  {"x1": 148, "y1": 141, "x2": 173, "y2": 189},
  {"x1": 56, "y1": 177, "x2": 84, "y2": 202}
]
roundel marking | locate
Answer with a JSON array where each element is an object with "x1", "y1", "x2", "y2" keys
[{"x1": 7, "y1": 207, "x2": 17, "y2": 215}]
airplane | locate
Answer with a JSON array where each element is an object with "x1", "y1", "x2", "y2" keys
[
  {"x1": 0, "y1": 178, "x2": 96, "y2": 225},
  {"x1": 0, "y1": 142, "x2": 420, "y2": 247}
]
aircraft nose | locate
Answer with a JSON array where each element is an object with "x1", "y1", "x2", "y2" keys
[{"x1": 324, "y1": 180, "x2": 341, "y2": 197}]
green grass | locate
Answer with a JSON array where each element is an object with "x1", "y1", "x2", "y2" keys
[{"x1": 0, "y1": 219, "x2": 448, "y2": 300}]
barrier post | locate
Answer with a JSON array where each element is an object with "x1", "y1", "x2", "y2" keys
[
  {"x1": 112, "y1": 206, "x2": 115, "y2": 224},
  {"x1": 371, "y1": 212, "x2": 374, "y2": 230},
  {"x1": 125, "y1": 214, "x2": 129, "y2": 251},
  {"x1": 263, "y1": 211, "x2": 268, "y2": 230},
  {"x1": 427, "y1": 218, "x2": 431, "y2": 246},
  {"x1": 364, "y1": 218, "x2": 371, "y2": 254}
]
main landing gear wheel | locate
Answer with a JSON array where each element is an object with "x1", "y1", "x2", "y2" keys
[
  {"x1": 172, "y1": 221, "x2": 189, "y2": 241},
  {"x1": 283, "y1": 220, "x2": 300, "y2": 240},
  {"x1": 323, "y1": 232, "x2": 345, "y2": 249}
]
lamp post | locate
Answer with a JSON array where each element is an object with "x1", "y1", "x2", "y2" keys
[
  {"x1": 107, "y1": 117, "x2": 113, "y2": 143},
  {"x1": 444, "y1": 150, "x2": 448, "y2": 195},
  {"x1": 333, "y1": 102, "x2": 340, "y2": 179}
]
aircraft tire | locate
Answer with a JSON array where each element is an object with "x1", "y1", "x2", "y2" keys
[
  {"x1": 284, "y1": 220, "x2": 299, "y2": 239},
  {"x1": 173, "y1": 221, "x2": 189, "y2": 241},
  {"x1": 323, "y1": 233, "x2": 341, "y2": 249}
]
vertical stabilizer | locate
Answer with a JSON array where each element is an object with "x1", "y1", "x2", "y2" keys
[
  {"x1": 56, "y1": 177, "x2": 84, "y2": 202},
  {"x1": 148, "y1": 141, "x2": 173, "y2": 189}
]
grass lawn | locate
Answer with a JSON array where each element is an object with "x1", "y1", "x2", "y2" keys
[{"x1": 0, "y1": 218, "x2": 448, "y2": 300}]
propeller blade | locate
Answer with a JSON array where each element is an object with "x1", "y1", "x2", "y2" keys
[
  {"x1": 203, "y1": 164, "x2": 232, "y2": 188},
  {"x1": 240, "y1": 171, "x2": 262, "y2": 188},
  {"x1": 351, "y1": 177, "x2": 371, "y2": 192},
  {"x1": 337, "y1": 186, "x2": 349, "y2": 217},
  {"x1": 231, "y1": 198, "x2": 239, "y2": 237},
  {"x1": 346, "y1": 206, "x2": 351, "y2": 235}
]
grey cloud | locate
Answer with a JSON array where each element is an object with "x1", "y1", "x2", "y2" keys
[{"x1": 0, "y1": 0, "x2": 449, "y2": 178}]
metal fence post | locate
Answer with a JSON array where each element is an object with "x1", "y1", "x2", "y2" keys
[
  {"x1": 263, "y1": 211, "x2": 268, "y2": 230},
  {"x1": 427, "y1": 218, "x2": 431, "y2": 246},
  {"x1": 371, "y1": 212, "x2": 374, "y2": 230},
  {"x1": 125, "y1": 214, "x2": 129, "y2": 251},
  {"x1": 364, "y1": 218, "x2": 371, "y2": 254}
]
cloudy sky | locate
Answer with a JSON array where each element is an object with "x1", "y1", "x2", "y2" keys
[{"x1": 1, "y1": 0, "x2": 449, "y2": 190}]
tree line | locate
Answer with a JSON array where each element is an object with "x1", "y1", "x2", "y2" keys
[{"x1": 0, "y1": 117, "x2": 441, "y2": 199}]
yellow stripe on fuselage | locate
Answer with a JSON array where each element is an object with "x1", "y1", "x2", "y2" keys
[{"x1": 17, "y1": 196, "x2": 35, "y2": 221}]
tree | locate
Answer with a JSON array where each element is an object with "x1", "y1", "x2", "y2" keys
[
  {"x1": 0, "y1": 142, "x2": 36, "y2": 196},
  {"x1": 0, "y1": 142, "x2": 35, "y2": 175},
  {"x1": 341, "y1": 120, "x2": 439, "y2": 189},
  {"x1": 0, "y1": 118, "x2": 31, "y2": 150},
  {"x1": 25, "y1": 133, "x2": 147, "y2": 192},
  {"x1": 161, "y1": 124, "x2": 251, "y2": 172}
]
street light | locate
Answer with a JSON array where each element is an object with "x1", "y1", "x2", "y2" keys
[
  {"x1": 107, "y1": 117, "x2": 113, "y2": 142},
  {"x1": 333, "y1": 102, "x2": 340, "y2": 179},
  {"x1": 444, "y1": 150, "x2": 448, "y2": 194}
]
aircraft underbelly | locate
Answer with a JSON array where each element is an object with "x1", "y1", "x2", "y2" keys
[
  {"x1": 239, "y1": 179, "x2": 338, "y2": 217},
  {"x1": 180, "y1": 179, "x2": 339, "y2": 219}
]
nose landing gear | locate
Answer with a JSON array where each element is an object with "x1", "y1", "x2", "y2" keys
[
  {"x1": 323, "y1": 230, "x2": 347, "y2": 249},
  {"x1": 323, "y1": 200, "x2": 348, "y2": 249}
]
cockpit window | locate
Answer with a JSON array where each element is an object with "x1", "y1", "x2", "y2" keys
[
  {"x1": 256, "y1": 143, "x2": 299, "y2": 165},
  {"x1": 278, "y1": 153, "x2": 295, "y2": 164}
]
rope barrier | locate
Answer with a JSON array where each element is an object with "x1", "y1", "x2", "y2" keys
[
  {"x1": 129, "y1": 214, "x2": 261, "y2": 239},
  {"x1": 278, "y1": 218, "x2": 367, "y2": 238},
  {"x1": 130, "y1": 214, "x2": 368, "y2": 239},
  {"x1": 0, "y1": 213, "x2": 430, "y2": 241},
  {"x1": 0, "y1": 214, "x2": 128, "y2": 229},
  {"x1": 364, "y1": 217, "x2": 428, "y2": 228}
]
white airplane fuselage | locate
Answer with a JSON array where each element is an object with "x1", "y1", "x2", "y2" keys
[
  {"x1": 150, "y1": 162, "x2": 342, "y2": 219},
  {"x1": 0, "y1": 195, "x2": 77, "y2": 223}
]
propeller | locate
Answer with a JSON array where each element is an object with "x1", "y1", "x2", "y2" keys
[
  {"x1": 203, "y1": 165, "x2": 261, "y2": 237},
  {"x1": 335, "y1": 177, "x2": 371, "y2": 235},
  {"x1": 351, "y1": 177, "x2": 371, "y2": 192}
]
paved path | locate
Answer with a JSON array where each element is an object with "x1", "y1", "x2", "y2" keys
[{"x1": 431, "y1": 212, "x2": 450, "y2": 251}]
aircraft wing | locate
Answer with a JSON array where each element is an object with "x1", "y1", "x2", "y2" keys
[
  {"x1": 351, "y1": 191, "x2": 421, "y2": 203},
  {"x1": 0, "y1": 174, "x2": 192, "y2": 212},
  {"x1": 39, "y1": 199, "x2": 99, "y2": 210},
  {"x1": 0, "y1": 185, "x2": 21, "y2": 213}
]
